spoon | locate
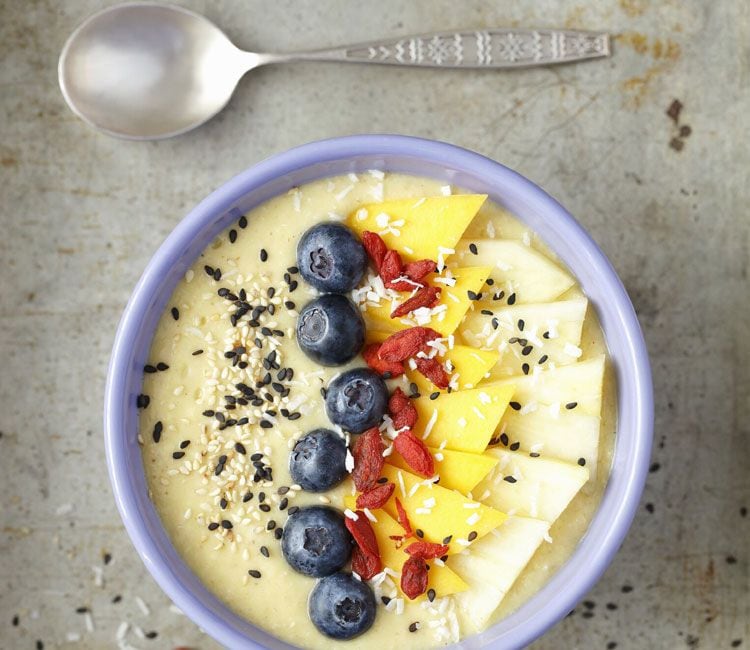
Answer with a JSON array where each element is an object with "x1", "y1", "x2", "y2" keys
[{"x1": 58, "y1": 2, "x2": 610, "y2": 140}]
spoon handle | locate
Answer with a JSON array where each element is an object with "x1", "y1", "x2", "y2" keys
[{"x1": 263, "y1": 29, "x2": 610, "y2": 69}]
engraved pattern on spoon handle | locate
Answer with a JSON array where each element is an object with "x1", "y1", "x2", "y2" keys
[{"x1": 269, "y1": 29, "x2": 610, "y2": 68}]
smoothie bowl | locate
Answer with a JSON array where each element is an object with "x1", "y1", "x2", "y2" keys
[{"x1": 104, "y1": 135, "x2": 652, "y2": 649}]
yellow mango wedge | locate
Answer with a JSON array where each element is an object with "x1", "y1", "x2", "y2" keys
[
  {"x1": 346, "y1": 194, "x2": 487, "y2": 262},
  {"x1": 342, "y1": 497, "x2": 468, "y2": 598},
  {"x1": 363, "y1": 266, "x2": 492, "y2": 336},
  {"x1": 388, "y1": 447, "x2": 498, "y2": 494},
  {"x1": 412, "y1": 383, "x2": 516, "y2": 453},
  {"x1": 407, "y1": 344, "x2": 498, "y2": 393},
  {"x1": 380, "y1": 465, "x2": 506, "y2": 550}
]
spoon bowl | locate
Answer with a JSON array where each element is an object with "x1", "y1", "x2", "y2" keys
[{"x1": 58, "y1": 3, "x2": 253, "y2": 139}]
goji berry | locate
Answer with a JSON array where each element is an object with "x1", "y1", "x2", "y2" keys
[
  {"x1": 388, "y1": 386, "x2": 410, "y2": 414},
  {"x1": 363, "y1": 343, "x2": 404, "y2": 377},
  {"x1": 404, "y1": 259, "x2": 437, "y2": 281},
  {"x1": 404, "y1": 541, "x2": 450, "y2": 559},
  {"x1": 356, "y1": 482, "x2": 395, "y2": 510},
  {"x1": 380, "y1": 249, "x2": 403, "y2": 286},
  {"x1": 394, "y1": 496, "x2": 413, "y2": 539},
  {"x1": 345, "y1": 510, "x2": 380, "y2": 558},
  {"x1": 352, "y1": 544, "x2": 381, "y2": 580},
  {"x1": 401, "y1": 556, "x2": 429, "y2": 600},
  {"x1": 390, "y1": 285, "x2": 441, "y2": 318},
  {"x1": 378, "y1": 327, "x2": 441, "y2": 362},
  {"x1": 393, "y1": 430, "x2": 435, "y2": 477},
  {"x1": 414, "y1": 356, "x2": 450, "y2": 389},
  {"x1": 361, "y1": 231, "x2": 388, "y2": 272},
  {"x1": 351, "y1": 427, "x2": 384, "y2": 492}
]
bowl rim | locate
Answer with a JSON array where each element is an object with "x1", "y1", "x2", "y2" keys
[{"x1": 104, "y1": 134, "x2": 653, "y2": 650}]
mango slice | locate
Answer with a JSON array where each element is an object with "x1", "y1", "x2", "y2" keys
[
  {"x1": 411, "y1": 383, "x2": 516, "y2": 454},
  {"x1": 342, "y1": 498, "x2": 468, "y2": 598},
  {"x1": 388, "y1": 447, "x2": 498, "y2": 494},
  {"x1": 407, "y1": 344, "x2": 499, "y2": 393},
  {"x1": 380, "y1": 465, "x2": 506, "y2": 550},
  {"x1": 346, "y1": 194, "x2": 487, "y2": 262},
  {"x1": 363, "y1": 266, "x2": 492, "y2": 337}
]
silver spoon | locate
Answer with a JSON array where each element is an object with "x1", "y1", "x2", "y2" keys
[{"x1": 58, "y1": 2, "x2": 610, "y2": 140}]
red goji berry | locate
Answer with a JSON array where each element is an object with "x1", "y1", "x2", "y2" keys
[
  {"x1": 351, "y1": 427, "x2": 384, "y2": 492},
  {"x1": 401, "y1": 556, "x2": 429, "y2": 600},
  {"x1": 378, "y1": 327, "x2": 441, "y2": 362},
  {"x1": 414, "y1": 356, "x2": 450, "y2": 389},
  {"x1": 390, "y1": 285, "x2": 441, "y2": 318},
  {"x1": 404, "y1": 259, "x2": 437, "y2": 281},
  {"x1": 362, "y1": 343, "x2": 404, "y2": 377},
  {"x1": 356, "y1": 482, "x2": 395, "y2": 510},
  {"x1": 404, "y1": 541, "x2": 450, "y2": 559},
  {"x1": 345, "y1": 510, "x2": 380, "y2": 558},
  {"x1": 388, "y1": 387, "x2": 411, "y2": 415},
  {"x1": 395, "y1": 497, "x2": 413, "y2": 538},
  {"x1": 393, "y1": 430, "x2": 435, "y2": 477},
  {"x1": 351, "y1": 544, "x2": 381, "y2": 580},
  {"x1": 361, "y1": 231, "x2": 388, "y2": 272},
  {"x1": 380, "y1": 249, "x2": 403, "y2": 286}
]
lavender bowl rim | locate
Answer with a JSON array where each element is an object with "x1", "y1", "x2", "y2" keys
[{"x1": 104, "y1": 134, "x2": 653, "y2": 650}]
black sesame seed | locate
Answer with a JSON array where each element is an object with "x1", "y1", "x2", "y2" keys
[
  {"x1": 152, "y1": 421, "x2": 163, "y2": 443},
  {"x1": 376, "y1": 477, "x2": 388, "y2": 484},
  {"x1": 468, "y1": 531, "x2": 478, "y2": 541},
  {"x1": 509, "y1": 401, "x2": 522, "y2": 411},
  {"x1": 509, "y1": 442, "x2": 520, "y2": 451},
  {"x1": 179, "y1": 440, "x2": 190, "y2": 449},
  {"x1": 469, "y1": 243, "x2": 478, "y2": 255},
  {"x1": 260, "y1": 420, "x2": 273, "y2": 429},
  {"x1": 248, "y1": 569, "x2": 262, "y2": 578},
  {"x1": 221, "y1": 520, "x2": 233, "y2": 530},
  {"x1": 467, "y1": 290, "x2": 478, "y2": 300},
  {"x1": 204, "y1": 265, "x2": 214, "y2": 277},
  {"x1": 522, "y1": 363, "x2": 530, "y2": 375},
  {"x1": 288, "y1": 412, "x2": 302, "y2": 421},
  {"x1": 103, "y1": 552, "x2": 112, "y2": 565},
  {"x1": 530, "y1": 452, "x2": 540, "y2": 457},
  {"x1": 202, "y1": 410, "x2": 215, "y2": 417},
  {"x1": 279, "y1": 497, "x2": 288, "y2": 510},
  {"x1": 409, "y1": 622, "x2": 420, "y2": 633},
  {"x1": 507, "y1": 292, "x2": 516, "y2": 305},
  {"x1": 481, "y1": 309, "x2": 493, "y2": 316},
  {"x1": 538, "y1": 355, "x2": 548, "y2": 364},
  {"x1": 267, "y1": 520, "x2": 276, "y2": 531},
  {"x1": 243, "y1": 492, "x2": 253, "y2": 502},
  {"x1": 213, "y1": 268, "x2": 222, "y2": 281},
  {"x1": 565, "y1": 402, "x2": 578, "y2": 410},
  {"x1": 503, "y1": 475, "x2": 517, "y2": 483},
  {"x1": 493, "y1": 291, "x2": 505, "y2": 301},
  {"x1": 606, "y1": 603, "x2": 618, "y2": 611},
  {"x1": 521, "y1": 345, "x2": 533, "y2": 356},
  {"x1": 144, "y1": 364, "x2": 157, "y2": 373},
  {"x1": 208, "y1": 522, "x2": 219, "y2": 531},
  {"x1": 220, "y1": 498, "x2": 228, "y2": 509},
  {"x1": 381, "y1": 596, "x2": 391, "y2": 605},
  {"x1": 543, "y1": 331, "x2": 550, "y2": 339},
  {"x1": 171, "y1": 307, "x2": 179, "y2": 320},
  {"x1": 416, "y1": 529, "x2": 424, "y2": 539},
  {"x1": 238, "y1": 215, "x2": 248, "y2": 228},
  {"x1": 578, "y1": 458, "x2": 586, "y2": 466},
  {"x1": 500, "y1": 433, "x2": 509, "y2": 446},
  {"x1": 136, "y1": 394, "x2": 150, "y2": 409},
  {"x1": 145, "y1": 631, "x2": 158, "y2": 639},
  {"x1": 215, "y1": 412, "x2": 225, "y2": 422},
  {"x1": 234, "y1": 442, "x2": 246, "y2": 454},
  {"x1": 75, "y1": 606, "x2": 89, "y2": 614},
  {"x1": 622, "y1": 585, "x2": 633, "y2": 593},
  {"x1": 649, "y1": 462, "x2": 661, "y2": 473},
  {"x1": 259, "y1": 503, "x2": 271, "y2": 512},
  {"x1": 112, "y1": 595, "x2": 122, "y2": 603},
  {"x1": 518, "y1": 319, "x2": 525, "y2": 331},
  {"x1": 288, "y1": 280, "x2": 298, "y2": 292},
  {"x1": 258, "y1": 492, "x2": 266, "y2": 502},
  {"x1": 251, "y1": 453, "x2": 263, "y2": 461},
  {"x1": 274, "y1": 527, "x2": 283, "y2": 539},
  {"x1": 172, "y1": 451, "x2": 185, "y2": 459},
  {"x1": 430, "y1": 392, "x2": 440, "y2": 400},
  {"x1": 285, "y1": 300, "x2": 296, "y2": 310},
  {"x1": 287, "y1": 506, "x2": 299, "y2": 515},
  {"x1": 229, "y1": 229, "x2": 237, "y2": 244}
]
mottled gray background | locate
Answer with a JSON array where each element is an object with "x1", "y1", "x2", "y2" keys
[{"x1": 0, "y1": 1, "x2": 747, "y2": 648}]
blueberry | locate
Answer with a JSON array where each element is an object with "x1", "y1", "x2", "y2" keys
[
  {"x1": 281, "y1": 506, "x2": 352, "y2": 577},
  {"x1": 296, "y1": 294, "x2": 364, "y2": 366},
  {"x1": 308, "y1": 572, "x2": 376, "y2": 640},
  {"x1": 290, "y1": 429, "x2": 348, "y2": 492},
  {"x1": 325, "y1": 368, "x2": 388, "y2": 434},
  {"x1": 297, "y1": 223, "x2": 367, "y2": 293}
]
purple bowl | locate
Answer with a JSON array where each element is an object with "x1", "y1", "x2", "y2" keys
[{"x1": 104, "y1": 135, "x2": 653, "y2": 649}]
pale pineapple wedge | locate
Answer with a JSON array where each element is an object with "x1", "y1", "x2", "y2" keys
[
  {"x1": 363, "y1": 266, "x2": 492, "y2": 337},
  {"x1": 388, "y1": 447, "x2": 498, "y2": 494},
  {"x1": 411, "y1": 384, "x2": 516, "y2": 454},
  {"x1": 459, "y1": 296, "x2": 588, "y2": 376},
  {"x1": 380, "y1": 465, "x2": 506, "y2": 552},
  {"x1": 341, "y1": 497, "x2": 468, "y2": 599},
  {"x1": 490, "y1": 357, "x2": 605, "y2": 477},
  {"x1": 451, "y1": 516, "x2": 550, "y2": 632},
  {"x1": 454, "y1": 239, "x2": 575, "y2": 304},
  {"x1": 474, "y1": 448, "x2": 589, "y2": 522},
  {"x1": 346, "y1": 194, "x2": 487, "y2": 262}
]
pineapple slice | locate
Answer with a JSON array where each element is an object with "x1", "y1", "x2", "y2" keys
[
  {"x1": 454, "y1": 239, "x2": 575, "y2": 304},
  {"x1": 488, "y1": 355, "x2": 605, "y2": 416},
  {"x1": 388, "y1": 447, "x2": 498, "y2": 494},
  {"x1": 412, "y1": 384, "x2": 516, "y2": 454},
  {"x1": 341, "y1": 498, "x2": 468, "y2": 598},
  {"x1": 475, "y1": 448, "x2": 589, "y2": 522},
  {"x1": 363, "y1": 266, "x2": 492, "y2": 337},
  {"x1": 499, "y1": 407, "x2": 602, "y2": 478},
  {"x1": 380, "y1": 465, "x2": 506, "y2": 550},
  {"x1": 406, "y1": 344, "x2": 499, "y2": 393},
  {"x1": 346, "y1": 194, "x2": 487, "y2": 262},
  {"x1": 451, "y1": 516, "x2": 550, "y2": 632},
  {"x1": 459, "y1": 296, "x2": 588, "y2": 375}
]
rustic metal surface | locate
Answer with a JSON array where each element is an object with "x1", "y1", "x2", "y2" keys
[{"x1": 0, "y1": 1, "x2": 747, "y2": 648}]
